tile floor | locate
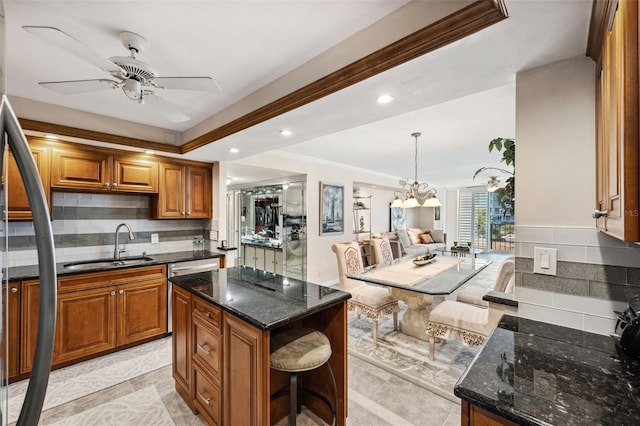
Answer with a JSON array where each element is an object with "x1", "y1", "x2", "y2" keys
[{"x1": 18, "y1": 251, "x2": 511, "y2": 425}]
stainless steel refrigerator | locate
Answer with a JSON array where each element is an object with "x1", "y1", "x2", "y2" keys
[{"x1": 0, "y1": 1, "x2": 57, "y2": 424}]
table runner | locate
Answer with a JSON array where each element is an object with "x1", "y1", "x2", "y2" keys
[{"x1": 362, "y1": 256, "x2": 463, "y2": 287}]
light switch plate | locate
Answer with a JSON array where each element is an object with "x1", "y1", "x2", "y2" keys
[
  {"x1": 533, "y1": 247, "x2": 557, "y2": 276},
  {"x1": 151, "y1": 233, "x2": 159, "y2": 244}
]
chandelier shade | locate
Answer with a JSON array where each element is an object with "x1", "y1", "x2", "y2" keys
[{"x1": 392, "y1": 132, "x2": 441, "y2": 208}]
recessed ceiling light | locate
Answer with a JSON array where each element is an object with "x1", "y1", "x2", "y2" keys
[
  {"x1": 228, "y1": 148, "x2": 239, "y2": 154},
  {"x1": 376, "y1": 94, "x2": 394, "y2": 104},
  {"x1": 280, "y1": 129, "x2": 292, "y2": 136},
  {"x1": 44, "y1": 134, "x2": 58, "y2": 140},
  {"x1": 226, "y1": 177, "x2": 233, "y2": 184},
  {"x1": 144, "y1": 149, "x2": 154, "y2": 155}
]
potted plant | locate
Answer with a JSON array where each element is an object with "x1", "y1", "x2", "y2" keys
[{"x1": 453, "y1": 240, "x2": 458, "y2": 248}]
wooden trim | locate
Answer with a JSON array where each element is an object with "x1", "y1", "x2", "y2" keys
[
  {"x1": 587, "y1": 0, "x2": 619, "y2": 64},
  {"x1": 19, "y1": 118, "x2": 181, "y2": 154},
  {"x1": 180, "y1": 0, "x2": 508, "y2": 153}
]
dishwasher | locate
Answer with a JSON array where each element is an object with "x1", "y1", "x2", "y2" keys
[{"x1": 167, "y1": 257, "x2": 220, "y2": 332}]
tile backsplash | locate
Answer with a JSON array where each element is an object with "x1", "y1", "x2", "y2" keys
[
  {"x1": 7, "y1": 192, "x2": 208, "y2": 267},
  {"x1": 515, "y1": 225, "x2": 640, "y2": 336}
]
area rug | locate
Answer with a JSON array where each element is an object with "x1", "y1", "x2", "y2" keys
[
  {"x1": 348, "y1": 307, "x2": 478, "y2": 402},
  {"x1": 49, "y1": 385, "x2": 175, "y2": 426},
  {"x1": 7, "y1": 336, "x2": 172, "y2": 424}
]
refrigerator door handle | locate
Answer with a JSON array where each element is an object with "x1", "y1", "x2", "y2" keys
[{"x1": 0, "y1": 95, "x2": 57, "y2": 426}]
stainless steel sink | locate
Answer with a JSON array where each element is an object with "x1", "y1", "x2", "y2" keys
[{"x1": 63, "y1": 256, "x2": 154, "y2": 271}]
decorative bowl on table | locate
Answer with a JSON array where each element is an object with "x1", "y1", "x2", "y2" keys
[{"x1": 413, "y1": 252, "x2": 437, "y2": 266}]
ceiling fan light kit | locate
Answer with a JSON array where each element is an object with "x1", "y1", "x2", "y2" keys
[
  {"x1": 22, "y1": 26, "x2": 221, "y2": 122},
  {"x1": 391, "y1": 132, "x2": 442, "y2": 209}
]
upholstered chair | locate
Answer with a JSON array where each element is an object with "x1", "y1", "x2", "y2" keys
[
  {"x1": 370, "y1": 237, "x2": 394, "y2": 266},
  {"x1": 425, "y1": 300, "x2": 506, "y2": 361},
  {"x1": 331, "y1": 242, "x2": 399, "y2": 344},
  {"x1": 456, "y1": 257, "x2": 515, "y2": 308}
]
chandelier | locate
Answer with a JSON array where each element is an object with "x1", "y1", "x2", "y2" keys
[{"x1": 391, "y1": 132, "x2": 442, "y2": 209}]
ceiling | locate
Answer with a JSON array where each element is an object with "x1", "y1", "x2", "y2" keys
[{"x1": 4, "y1": 0, "x2": 594, "y2": 190}]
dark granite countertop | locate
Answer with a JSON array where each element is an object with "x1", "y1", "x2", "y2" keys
[
  {"x1": 169, "y1": 266, "x2": 351, "y2": 331},
  {"x1": 454, "y1": 315, "x2": 640, "y2": 425},
  {"x1": 7, "y1": 250, "x2": 225, "y2": 281}
]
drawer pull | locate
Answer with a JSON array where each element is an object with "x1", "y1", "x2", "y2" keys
[
  {"x1": 10, "y1": 287, "x2": 17, "y2": 293},
  {"x1": 197, "y1": 390, "x2": 211, "y2": 405},
  {"x1": 199, "y1": 309, "x2": 211, "y2": 318},
  {"x1": 197, "y1": 343, "x2": 212, "y2": 355}
]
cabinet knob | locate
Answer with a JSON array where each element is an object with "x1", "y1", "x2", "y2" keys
[
  {"x1": 111, "y1": 291, "x2": 116, "y2": 296},
  {"x1": 186, "y1": 211, "x2": 191, "y2": 216},
  {"x1": 104, "y1": 182, "x2": 110, "y2": 188},
  {"x1": 10, "y1": 287, "x2": 17, "y2": 294},
  {"x1": 112, "y1": 182, "x2": 118, "y2": 187},
  {"x1": 181, "y1": 211, "x2": 186, "y2": 216},
  {"x1": 199, "y1": 309, "x2": 211, "y2": 318},
  {"x1": 119, "y1": 289, "x2": 124, "y2": 294}
]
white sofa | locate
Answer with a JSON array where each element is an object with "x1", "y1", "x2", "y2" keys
[{"x1": 395, "y1": 227, "x2": 446, "y2": 256}]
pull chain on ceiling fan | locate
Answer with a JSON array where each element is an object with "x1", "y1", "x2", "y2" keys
[{"x1": 22, "y1": 26, "x2": 222, "y2": 123}]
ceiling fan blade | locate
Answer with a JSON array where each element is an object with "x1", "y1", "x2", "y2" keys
[
  {"x1": 153, "y1": 77, "x2": 221, "y2": 92},
  {"x1": 22, "y1": 26, "x2": 122, "y2": 74},
  {"x1": 40, "y1": 79, "x2": 119, "y2": 94},
  {"x1": 144, "y1": 93, "x2": 190, "y2": 123}
]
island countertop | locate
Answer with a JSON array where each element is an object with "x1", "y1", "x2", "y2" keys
[
  {"x1": 454, "y1": 315, "x2": 640, "y2": 425},
  {"x1": 169, "y1": 266, "x2": 351, "y2": 331}
]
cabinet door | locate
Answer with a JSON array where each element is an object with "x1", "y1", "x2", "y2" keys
[
  {"x1": 264, "y1": 249, "x2": 282, "y2": 274},
  {"x1": 172, "y1": 285, "x2": 192, "y2": 403},
  {"x1": 223, "y1": 313, "x2": 268, "y2": 426},
  {"x1": 55, "y1": 286, "x2": 117, "y2": 364},
  {"x1": 1, "y1": 283, "x2": 20, "y2": 378},
  {"x1": 244, "y1": 246, "x2": 257, "y2": 269},
  {"x1": 154, "y1": 163, "x2": 185, "y2": 218},
  {"x1": 6, "y1": 144, "x2": 50, "y2": 221},
  {"x1": 21, "y1": 279, "x2": 42, "y2": 373},
  {"x1": 595, "y1": 0, "x2": 640, "y2": 241},
  {"x1": 116, "y1": 277, "x2": 167, "y2": 346},
  {"x1": 254, "y1": 247, "x2": 266, "y2": 271},
  {"x1": 112, "y1": 156, "x2": 158, "y2": 193},
  {"x1": 186, "y1": 165, "x2": 212, "y2": 219},
  {"x1": 50, "y1": 148, "x2": 111, "y2": 191}
]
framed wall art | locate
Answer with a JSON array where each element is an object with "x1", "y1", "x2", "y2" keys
[
  {"x1": 320, "y1": 182, "x2": 344, "y2": 235},
  {"x1": 390, "y1": 205, "x2": 406, "y2": 231}
]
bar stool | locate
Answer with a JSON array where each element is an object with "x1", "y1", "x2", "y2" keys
[{"x1": 270, "y1": 327, "x2": 338, "y2": 426}]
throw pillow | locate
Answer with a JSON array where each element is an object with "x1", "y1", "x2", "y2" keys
[
  {"x1": 407, "y1": 228, "x2": 422, "y2": 245},
  {"x1": 418, "y1": 233, "x2": 435, "y2": 244},
  {"x1": 430, "y1": 229, "x2": 445, "y2": 243},
  {"x1": 397, "y1": 228, "x2": 412, "y2": 249}
]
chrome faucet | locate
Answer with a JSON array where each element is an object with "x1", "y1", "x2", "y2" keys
[{"x1": 114, "y1": 223, "x2": 135, "y2": 260}]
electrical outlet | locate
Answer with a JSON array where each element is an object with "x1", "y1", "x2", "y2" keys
[{"x1": 151, "y1": 233, "x2": 159, "y2": 244}]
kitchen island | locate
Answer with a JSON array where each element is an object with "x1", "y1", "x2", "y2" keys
[
  {"x1": 455, "y1": 315, "x2": 640, "y2": 425},
  {"x1": 169, "y1": 266, "x2": 351, "y2": 425}
]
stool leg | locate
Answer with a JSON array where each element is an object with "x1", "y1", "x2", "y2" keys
[
  {"x1": 393, "y1": 312, "x2": 398, "y2": 331},
  {"x1": 326, "y1": 361, "x2": 338, "y2": 426},
  {"x1": 290, "y1": 372, "x2": 298, "y2": 426},
  {"x1": 429, "y1": 336, "x2": 435, "y2": 361}
]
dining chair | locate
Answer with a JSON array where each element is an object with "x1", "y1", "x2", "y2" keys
[
  {"x1": 331, "y1": 242, "x2": 399, "y2": 344},
  {"x1": 456, "y1": 256, "x2": 515, "y2": 308},
  {"x1": 370, "y1": 237, "x2": 394, "y2": 266}
]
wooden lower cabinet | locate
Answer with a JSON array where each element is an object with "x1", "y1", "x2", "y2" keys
[
  {"x1": 56, "y1": 286, "x2": 117, "y2": 364},
  {"x1": 1, "y1": 283, "x2": 21, "y2": 379},
  {"x1": 21, "y1": 265, "x2": 167, "y2": 374},
  {"x1": 223, "y1": 314, "x2": 267, "y2": 426},
  {"x1": 172, "y1": 285, "x2": 192, "y2": 403},
  {"x1": 461, "y1": 400, "x2": 518, "y2": 426}
]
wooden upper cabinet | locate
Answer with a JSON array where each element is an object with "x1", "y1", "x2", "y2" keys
[
  {"x1": 594, "y1": 0, "x2": 639, "y2": 241},
  {"x1": 151, "y1": 162, "x2": 212, "y2": 219},
  {"x1": 112, "y1": 155, "x2": 158, "y2": 193},
  {"x1": 5, "y1": 143, "x2": 51, "y2": 221},
  {"x1": 51, "y1": 147, "x2": 158, "y2": 193}
]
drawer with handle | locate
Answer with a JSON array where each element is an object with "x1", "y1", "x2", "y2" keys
[
  {"x1": 192, "y1": 298, "x2": 221, "y2": 332},
  {"x1": 193, "y1": 315, "x2": 222, "y2": 381},
  {"x1": 193, "y1": 362, "x2": 221, "y2": 425}
]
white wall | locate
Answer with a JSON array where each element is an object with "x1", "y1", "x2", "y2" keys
[{"x1": 514, "y1": 55, "x2": 640, "y2": 334}]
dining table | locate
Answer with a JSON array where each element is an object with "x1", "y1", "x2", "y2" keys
[{"x1": 347, "y1": 253, "x2": 491, "y2": 340}]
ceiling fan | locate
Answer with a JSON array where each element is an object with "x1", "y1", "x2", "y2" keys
[{"x1": 22, "y1": 26, "x2": 222, "y2": 123}]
